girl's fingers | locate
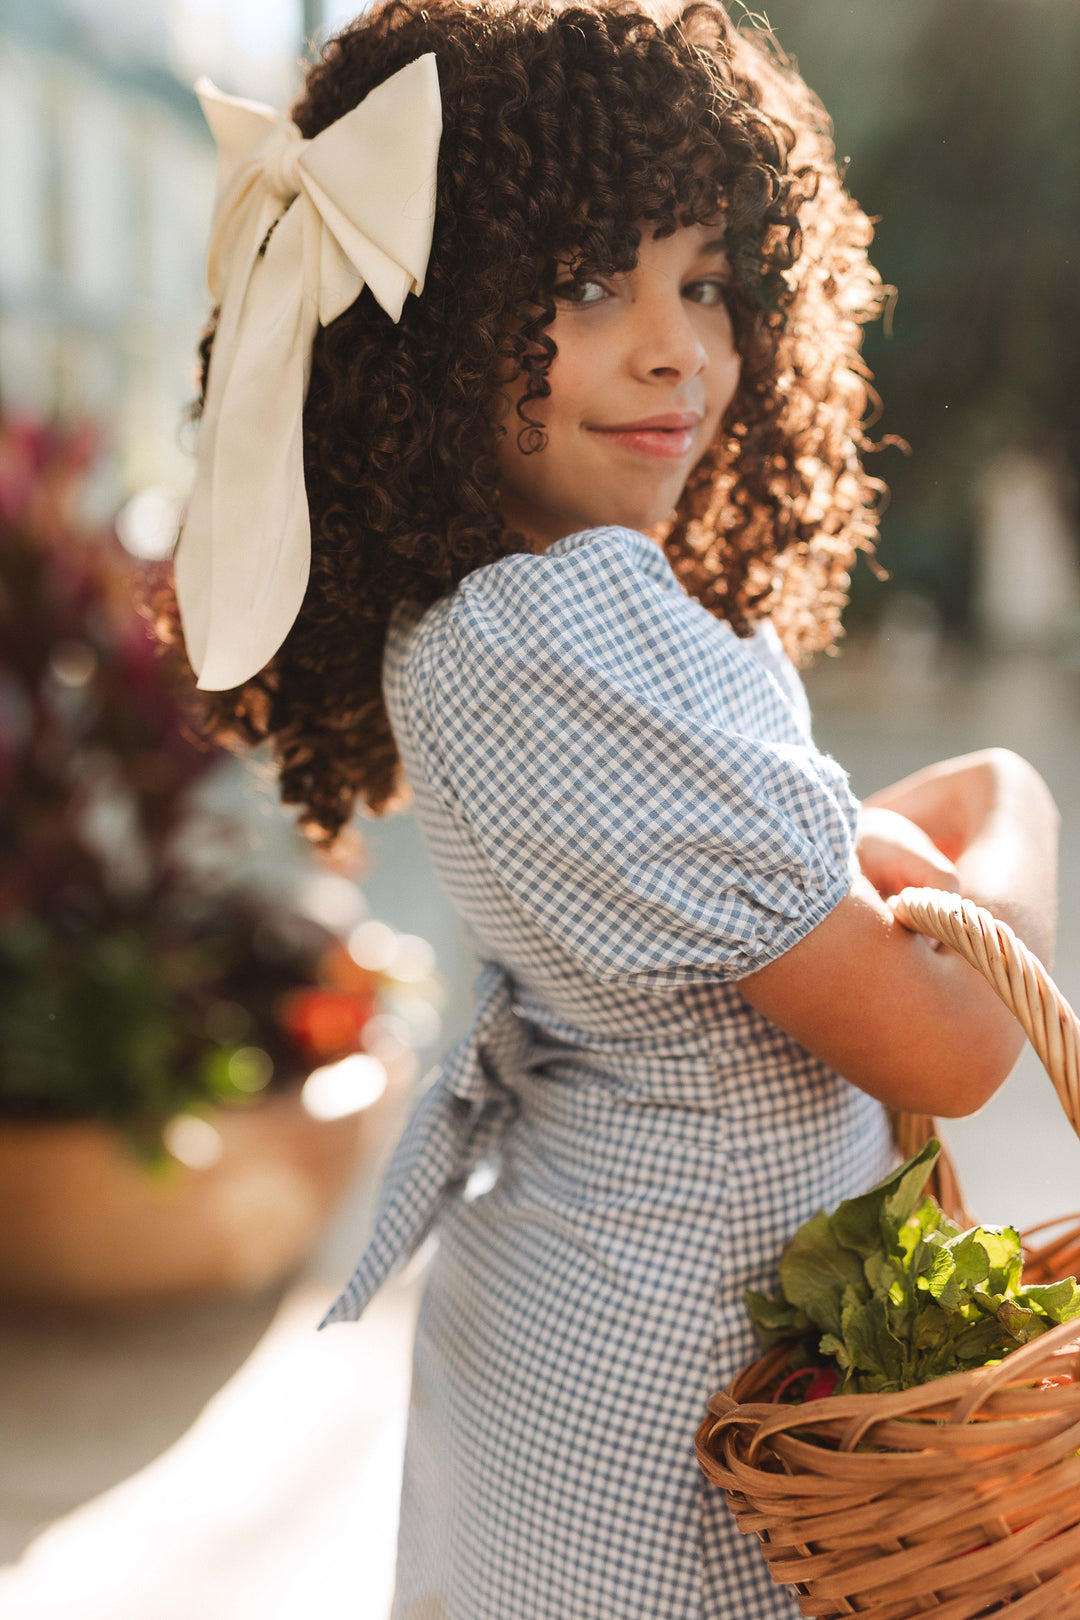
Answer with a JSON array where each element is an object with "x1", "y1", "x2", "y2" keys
[{"x1": 856, "y1": 806, "x2": 962, "y2": 899}]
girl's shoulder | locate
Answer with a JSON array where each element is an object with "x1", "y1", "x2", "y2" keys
[
  {"x1": 389, "y1": 524, "x2": 810, "y2": 738},
  {"x1": 395, "y1": 524, "x2": 744, "y2": 666},
  {"x1": 415, "y1": 524, "x2": 681, "y2": 637},
  {"x1": 387, "y1": 524, "x2": 678, "y2": 684}
]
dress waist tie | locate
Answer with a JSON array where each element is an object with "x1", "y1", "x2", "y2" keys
[{"x1": 318, "y1": 961, "x2": 525, "y2": 1327}]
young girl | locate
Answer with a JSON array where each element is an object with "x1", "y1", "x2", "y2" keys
[{"x1": 165, "y1": 2, "x2": 1059, "y2": 1614}]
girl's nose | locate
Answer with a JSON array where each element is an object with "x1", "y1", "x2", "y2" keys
[{"x1": 628, "y1": 292, "x2": 708, "y2": 383}]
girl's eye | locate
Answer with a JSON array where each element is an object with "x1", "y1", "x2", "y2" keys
[
  {"x1": 553, "y1": 277, "x2": 608, "y2": 306},
  {"x1": 685, "y1": 279, "x2": 730, "y2": 308}
]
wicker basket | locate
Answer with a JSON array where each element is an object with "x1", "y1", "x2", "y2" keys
[{"x1": 696, "y1": 886, "x2": 1080, "y2": 1618}]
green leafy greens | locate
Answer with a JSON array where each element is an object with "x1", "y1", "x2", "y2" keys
[{"x1": 746, "y1": 1142, "x2": 1080, "y2": 1395}]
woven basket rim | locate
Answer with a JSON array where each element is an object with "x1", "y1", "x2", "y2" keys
[{"x1": 710, "y1": 1318, "x2": 1080, "y2": 1446}]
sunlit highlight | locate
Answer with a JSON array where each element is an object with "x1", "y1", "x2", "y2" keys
[{"x1": 301, "y1": 1053, "x2": 387, "y2": 1121}]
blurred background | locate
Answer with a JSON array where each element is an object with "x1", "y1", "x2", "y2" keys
[{"x1": 0, "y1": 0, "x2": 1077, "y2": 1615}]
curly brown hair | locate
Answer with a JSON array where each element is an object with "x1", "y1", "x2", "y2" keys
[{"x1": 156, "y1": 0, "x2": 885, "y2": 846}]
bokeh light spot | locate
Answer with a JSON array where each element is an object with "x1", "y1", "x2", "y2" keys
[
  {"x1": 301, "y1": 1054, "x2": 387, "y2": 1121},
  {"x1": 164, "y1": 1113, "x2": 224, "y2": 1170},
  {"x1": 49, "y1": 640, "x2": 98, "y2": 688},
  {"x1": 347, "y1": 919, "x2": 397, "y2": 973},
  {"x1": 388, "y1": 934, "x2": 437, "y2": 984},
  {"x1": 292, "y1": 871, "x2": 367, "y2": 932},
  {"x1": 115, "y1": 486, "x2": 182, "y2": 560},
  {"x1": 228, "y1": 1046, "x2": 274, "y2": 1093}
]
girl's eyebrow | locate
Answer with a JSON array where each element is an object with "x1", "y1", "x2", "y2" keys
[{"x1": 700, "y1": 236, "x2": 728, "y2": 256}]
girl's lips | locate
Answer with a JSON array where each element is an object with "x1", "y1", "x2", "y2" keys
[{"x1": 586, "y1": 424, "x2": 696, "y2": 463}]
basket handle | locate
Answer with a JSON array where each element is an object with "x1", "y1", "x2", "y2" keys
[
  {"x1": 888, "y1": 1108, "x2": 976, "y2": 1230},
  {"x1": 888, "y1": 887, "x2": 1080, "y2": 1227},
  {"x1": 891, "y1": 887, "x2": 1080, "y2": 1134}
]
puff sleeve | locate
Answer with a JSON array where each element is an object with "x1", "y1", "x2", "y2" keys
[{"x1": 406, "y1": 528, "x2": 861, "y2": 989}]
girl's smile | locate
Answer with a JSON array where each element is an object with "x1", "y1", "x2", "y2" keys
[{"x1": 497, "y1": 221, "x2": 741, "y2": 550}]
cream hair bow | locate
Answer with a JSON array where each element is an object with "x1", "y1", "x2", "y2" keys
[{"x1": 174, "y1": 54, "x2": 442, "y2": 692}]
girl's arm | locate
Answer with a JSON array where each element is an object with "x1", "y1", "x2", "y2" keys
[{"x1": 736, "y1": 749, "x2": 1059, "y2": 1118}]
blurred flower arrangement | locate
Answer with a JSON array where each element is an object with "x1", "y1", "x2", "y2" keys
[{"x1": 0, "y1": 413, "x2": 440, "y2": 1164}]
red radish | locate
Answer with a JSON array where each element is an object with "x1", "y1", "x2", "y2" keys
[{"x1": 774, "y1": 1366, "x2": 840, "y2": 1403}]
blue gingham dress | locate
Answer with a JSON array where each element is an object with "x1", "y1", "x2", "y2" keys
[{"x1": 321, "y1": 526, "x2": 893, "y2": 1619}]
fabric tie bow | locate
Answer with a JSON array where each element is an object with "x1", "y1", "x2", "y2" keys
[
  {"x1": 318, "y1": 962, "x2": 526, "y2": 1327},
  {"x1": 174, "y1": 54, "x2": 442, "y2": 692}
]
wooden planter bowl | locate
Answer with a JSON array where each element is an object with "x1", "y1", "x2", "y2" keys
[
  {"x1": 0, "y1": 1072, "x2": 402, "y2": 1309},
  {"x1": 696, "y1": 888, "x2": 1080, "y2": 1618}
]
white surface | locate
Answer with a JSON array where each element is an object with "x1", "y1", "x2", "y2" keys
[{"x1": 0, "y1": 1278, "x2": 418, "y2": 1620}]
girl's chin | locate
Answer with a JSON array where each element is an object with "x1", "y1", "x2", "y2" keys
[
  {"x1": 602, "y1": 484, "x2": 691, "y2": 535},
  {"x1": 571, "y1": 486, "x2": 687, "y2": 537},
  {"x1": 501, "y1": 487, "x2": 685, "y2": 547},
  {"x1": 597, "y1": 500, "x2": 682, "y2": 535}
]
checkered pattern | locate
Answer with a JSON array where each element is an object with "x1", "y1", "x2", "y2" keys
[{"x1": 320, "y1": 528, "x2": 894, "y2": 1619}]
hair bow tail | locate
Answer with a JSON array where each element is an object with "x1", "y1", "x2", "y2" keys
[{"x1": 177, "y1": 205, "x2": 315, "y2": 691}]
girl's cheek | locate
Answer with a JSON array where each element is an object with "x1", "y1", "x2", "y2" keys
[{"x1": 711, "y1": 347, "x2": 741, "y2": 417}]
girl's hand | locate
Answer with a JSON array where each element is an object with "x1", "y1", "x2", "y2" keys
[
  {"x1": 863, "y1": 749, "x2": 1059, "y2": 964},
  {"x1": 861, "y1": 761, "x2": 985, "y2": 863},
  {"x1": 862, "y1": 749, "x2": 1050, "y2": 864},
  {"x1": 856, "y1": 805, "x2": 961, "y2": 900}
]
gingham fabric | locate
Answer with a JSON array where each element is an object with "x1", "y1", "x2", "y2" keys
[{"x1": 321, "y1": 527, "x2": 894, "y2": 1619}]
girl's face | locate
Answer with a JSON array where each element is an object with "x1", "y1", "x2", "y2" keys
[{"x1": 496, "y1": 221, "x2": 741, "y2": 550}]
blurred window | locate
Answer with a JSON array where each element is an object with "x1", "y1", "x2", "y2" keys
[
  {"x1": 140, "y1": 117, "x2": 214, "y2": 316},
  {"x1": 56, "y1": 68, "x2": 134, "y2": 317},
  {"x1": 0, "y1": 45, "x2": 49, "y2": 299}
]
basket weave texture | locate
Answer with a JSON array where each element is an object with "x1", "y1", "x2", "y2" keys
[{"x1": 696, "y1": 887, "x2": 1080, "y2": 1618}]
